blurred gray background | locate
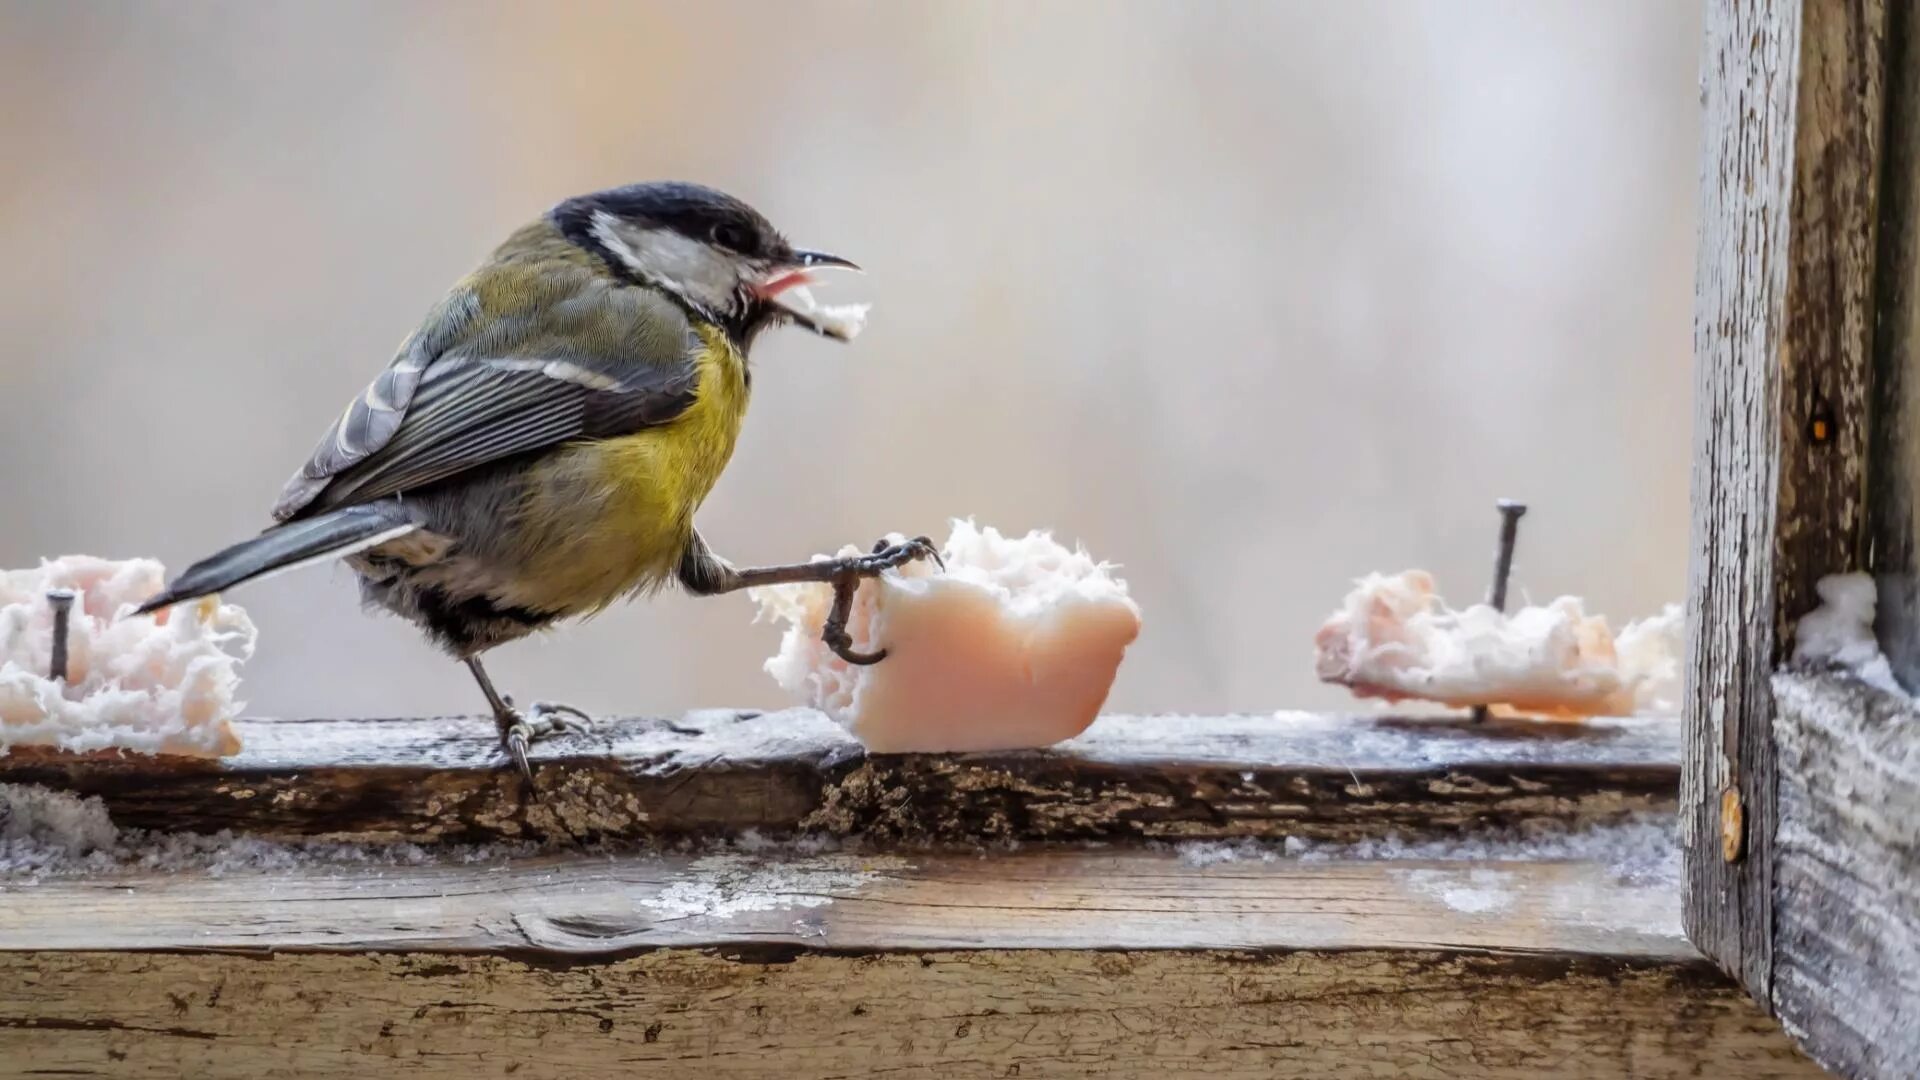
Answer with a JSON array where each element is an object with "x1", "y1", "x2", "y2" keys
[{"x1": 0, "y1": 2, "x2": 1699, "y2": 719}]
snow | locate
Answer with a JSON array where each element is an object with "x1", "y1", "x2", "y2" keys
[
  {"x1": 0, "y1": 784, "x2": 876, "y2": 883},
  {"x1": 1172, "y1": 812, "x2": 1679, "y2": 887},
  {"x1": 1313, "y1": 569, "x2": 1682, "y2": 717},
  {"x1": 1792, "y1": 572, "x2": 1906, "y2": 695},
  {"x1": 640, "y1": 852, "x2": 902, "y2": 920},
  {"x1": 753, "y1": 520, "x2": 1142, "y2": 752},
  {"x1": 1404, "y1": 867, "x2": 1517, "y2": 914},
  {"x1": 0, "y1": 556, "x2": 255, "y2": 758},
  {"x1": 0, "y1": 783, "x2": 530, "y2": 881},
  {"x1": 1062, "y1": 710, "x2": 1675, "y2": 768}
]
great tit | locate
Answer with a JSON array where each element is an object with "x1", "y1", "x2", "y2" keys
[{"x1": 137, "y1": 181, "x2": 937, "y2": 781}]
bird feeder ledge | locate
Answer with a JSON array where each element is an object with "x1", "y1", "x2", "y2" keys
[
  {"x1": 0, "y1": 708, "x2": 1818, "y2": 1078},
  {"x1": 1, "y1": 709, "x2": 1680, "y2": 845}
]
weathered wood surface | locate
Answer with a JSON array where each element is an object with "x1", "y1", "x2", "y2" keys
[
  {"x1": 1771, "y1": 672, "x2": 1920, "y2": 1080},
  {"x1": 0, "y1": 852, "x2": 1817, "y2": 1078},
  {"x1": 1687, "y1": 0, "x2": 1886, "y2": 1006},
  {"x1": 0, "y1": 948, "x2": 1816, "y2": 1080},
  {"x1": 0, "y1": 710, "x2": 1679, "y2": 844},
  {"x1": 0, "y1": 848, "x2": 1687, "y2": 958},
  {"x1": 1870, "y1": 0, "x2": 1920, "y2": 695}
]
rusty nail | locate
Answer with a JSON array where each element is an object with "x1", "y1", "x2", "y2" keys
[
  {"x1": 46, "y1": 589, "x2": 76, "y2": 683},
  {"x1": 1472, "y1": 500, "x2": 1529, "y2": 723}
]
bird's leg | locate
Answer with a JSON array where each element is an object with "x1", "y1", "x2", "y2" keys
[
  {"x1": 678, "y1": 531, "x2": 942, "y2": 665},
  {"x1": 462, "y1": 655, "x2": 592, "y2": 786}
]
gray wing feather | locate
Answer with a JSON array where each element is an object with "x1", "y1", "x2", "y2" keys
[
  {"x1": 274, "y1": 290, "x2": 477, "y2": 519},
  {"x1": 273, "y1": 277, "x2": 700, "y2": 521}
]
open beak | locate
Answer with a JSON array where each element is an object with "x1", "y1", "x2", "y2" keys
[
  {"x1": 794, "y1": 249, "x2": 860, "y2": 273},
  {"x1": 753, "y1": 249, "x2": 870, "y2": 342}
]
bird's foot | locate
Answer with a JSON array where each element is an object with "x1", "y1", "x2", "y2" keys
[
  {"x1": 822, "y1": 536, "x2": 943, "y2": 666},
  {"x1": 494, "y1": 699, "x2": 594, "y2": 788},
  {"x1": 845, "y1": 535, "x2": 944, "y2": 578}
]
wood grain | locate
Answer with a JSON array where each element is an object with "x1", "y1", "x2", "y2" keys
[
  {"x1": 0, "y1": 711, "x2": 1679, "y2": 844},
  {"x1": 0, "y1": 852, "x2": 1818, "y2": 1078},
  {"x1": 1687, "y1": 0, "x2": 1886, "y2": 1005},
  {"x1": 1770, "y1": 672, "x2": 1920, "y2": 1079},
  {"x1": 0, "y1": 848, "x2": 1690, "y2": 957},
  {"x1": 0, "y1": 948, "x2": 1817, "y2": 1079}
]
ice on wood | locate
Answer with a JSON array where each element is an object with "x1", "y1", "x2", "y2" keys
[
  {"x1": 1313, "y1": 569, "x2": 1680, "y2": 717},
  {"x1": 752, "y1": 520, "x2": 1142, "y2": 752},
  {"x1": 0, "y1": 557, "x2": 254, "y2": 758}
]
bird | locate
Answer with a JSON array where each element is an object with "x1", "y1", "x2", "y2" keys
[{"x1": 136, "y1": 181, "x2": 939, "y2": 782}]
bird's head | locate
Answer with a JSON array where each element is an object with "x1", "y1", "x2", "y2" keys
[{"x1": 552, "y1": 181, "x2": 864, "y2": 343}]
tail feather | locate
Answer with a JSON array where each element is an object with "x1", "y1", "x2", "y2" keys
[{"x1": 135, "y1": 506, "x2": 415, "y2": 616}]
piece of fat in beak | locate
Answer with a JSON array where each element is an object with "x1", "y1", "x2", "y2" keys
[{"x1": 777, "y1": 284, "x2": 871, "y2": 342}]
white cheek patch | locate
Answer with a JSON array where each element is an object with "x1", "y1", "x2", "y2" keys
[{"x1": 590, "y1": 210, "x2": 742, "y2": 316}]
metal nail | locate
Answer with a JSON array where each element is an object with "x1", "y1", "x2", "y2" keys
[
  {"x1": 1487, "y1": 500, "x2": 1528, "y2": 611},
  {"x1": 1473, "y1": 500, "x2": 1528, "y2": 722},
  {"x1": 46, "y1": 589, "x2": 76, "y2": 683}
]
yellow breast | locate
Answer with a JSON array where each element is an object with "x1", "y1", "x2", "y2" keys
[{"x1": 509, "y1": 325, "x2": 749, "y2": 613}]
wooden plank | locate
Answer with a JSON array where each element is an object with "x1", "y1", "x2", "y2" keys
[
  {"x1": 0, "y1": 852, "x2": 1818, "y2": 1078},
  {"x1": 0, "y1": 948, "x2": 1817, "y2": 1080},
  {"x1": 0, "y1": 848, "x2": 1688, "y2": 958},
  {"x1": 1770, "y1": 672, "x2": 1920, "y2": 1079},
  {"x1": 1687, "y1": 0, "x2": 1886, "y2": 1005},
  {"x1": 0, "y1": 711, "x2": 1680, "y2": 845}
]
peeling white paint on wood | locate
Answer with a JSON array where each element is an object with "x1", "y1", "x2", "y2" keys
[{"x1": 1687, "y1": 0, "x2": 1887, "y2": 1008}]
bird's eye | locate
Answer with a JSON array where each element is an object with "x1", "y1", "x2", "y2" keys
[{"x1": 710, "y1": 223, "x2": 750, "y2": 251}]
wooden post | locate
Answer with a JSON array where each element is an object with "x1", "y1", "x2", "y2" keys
[
  {"x1": 1872, "y1": 2, "x2": 1920, "y2": 689},
  {"x1": 1691, "y1": 2, "x2": 1920, "y2": 1075},
  {"x1": 1686, "y1": 0, "x2": 1885, "y2": 1007}
]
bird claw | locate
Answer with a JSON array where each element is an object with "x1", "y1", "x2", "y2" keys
[
  {"x1": 819, "y1": 535, "x2": 942, "y2": 665},
  {"x1": 855, "y1": 535, "x2": 943, "y2": 575},
  {"x1": 495, "y1": 702, "x2": 594, "y2": 790},
  {"x1": 825, "y1": 624, "x2": 888, "y2": 666},
  {"x1": 502, "y1": 722, "x2": 536, "y2": 787},
  {"x1": 528, "y1": 701, "x2": 595, "y2": 732}
]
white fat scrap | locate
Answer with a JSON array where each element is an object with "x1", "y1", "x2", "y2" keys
[
  {"x1": 777, "y1": 284, "x2": 869, "y2": 341},
  {"x1": 0, "y1": 557, "x2": 255, "y2": 758},
  {"x1": 1614, "y1": 602, "x2": 1683, "y2": 713},
  {"x1": 751, "y1": 520, "x2": 1142, "y2": 753},
  {"x1": 1312, "y1": 569, "x2": 1680, "y2": 718},
  {"x1": 1792, "y1": 572, "x2": 1906, "y2": 695}
]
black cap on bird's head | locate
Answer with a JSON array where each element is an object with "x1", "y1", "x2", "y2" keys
[{"x1": 552, "y1": 181, "x2": 862, "y2": 343}]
